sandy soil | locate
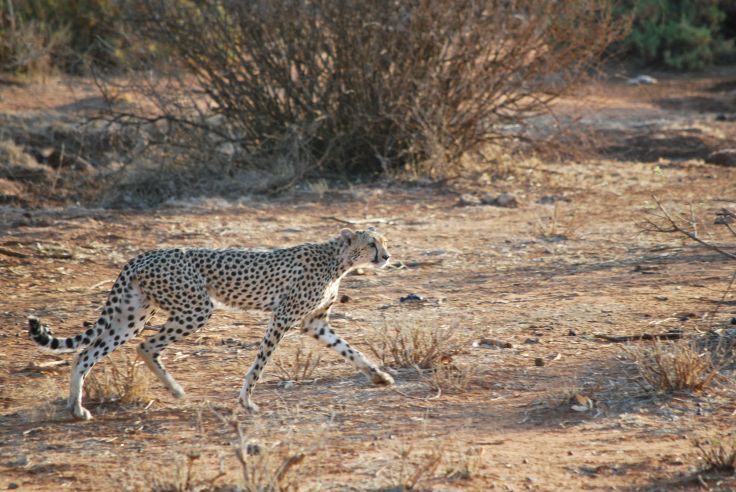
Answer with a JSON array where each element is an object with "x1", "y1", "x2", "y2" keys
[{"x1": 1, "y1": 72, "x2": 736, "y2": 491}]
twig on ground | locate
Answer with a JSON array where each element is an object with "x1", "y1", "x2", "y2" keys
[
  {"x1": 644, "y1": 196, "x2": 736, "y2": 260},
  {"x1": 595, "y1": 331, "x2": 683, "y2": 343}
]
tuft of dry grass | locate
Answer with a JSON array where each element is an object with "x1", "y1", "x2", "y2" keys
[
  {"x1": 429, "y1": 362, "x2": 476, "y2": 394},
  {"x1": 151, "y1": 452, "x2": 225, "y2": 492},
  {"x1": 386, "y1": 444, "x2": 443, "y2": 491},
  {"x1": 444, "y1": 447, "x2": 485, "y2": 481},
  {"x1": 623, "y1": 341, "x2": 727, "y2": 393},
  {"x1": 84, "y1": 351, "x2": 151, "y2": 404},
  {"x1": 695, "y1": 438, "x2": 736, "y2": 472},
  {"x1": 368, "y1": 323, "x2": 462, "y2": 370},
  {"x1": 273, "y1": 343, "x2": 322, "y2": 382}
]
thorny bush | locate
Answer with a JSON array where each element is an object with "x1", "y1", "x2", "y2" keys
[{"x1": 100, "y1": 0, "x2": 625, "y2": 190}]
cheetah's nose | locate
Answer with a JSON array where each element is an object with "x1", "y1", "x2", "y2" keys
[{"x1": 382, "y1": 254, "x2": 390, "y2": 261}]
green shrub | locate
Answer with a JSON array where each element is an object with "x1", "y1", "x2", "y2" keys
[
  {"x1": 619, "y1": 0, "x2": 735, "y2": 69},
  {"x1": 0, "y1": 0, "x2": 125, "y2": 74}
]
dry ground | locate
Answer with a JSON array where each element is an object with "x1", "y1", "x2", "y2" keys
[{"x1": 1, "y1": 71, "x2": 736, "y2": 491}]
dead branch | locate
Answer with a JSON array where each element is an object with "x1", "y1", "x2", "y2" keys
[
  {"x1": 595, "y1": 331, "x2": 683, "y2": 343},
  {"x1": 644, "y1": 196, "x2": 736, "y2": 260}
]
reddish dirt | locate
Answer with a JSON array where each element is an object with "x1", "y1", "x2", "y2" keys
[{"x1": 1, "y1": 73, "x2": 736, "y2": 491}]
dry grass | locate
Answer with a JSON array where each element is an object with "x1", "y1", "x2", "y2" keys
[
  {"x1": 151, "y1": 452, "x2": 226, "y2": 492},
  {"x1": 428, "y1": 362, "x2": 476, "y2": 394},
  {"x1": 273, "y1": 343, "x2": 322, "y2": 382},
  {"x1": 368, "y1": 323, "x2": 462, "y2": 370},
  {"x1": 83, "y1": 350, "x2": 151, "y2": 404},
  {"x1": 443, "y1": 447, "x2": 485, "y2": 481},
  {"x1": 623, "y1": 341, "x2": 726, "y2": 393},
  {"x1": 384, "y1": 444, "x2": 443, "y2": 491},
  {"x1": 695, "y1": 438, "x2": 736, "y2": 472}
]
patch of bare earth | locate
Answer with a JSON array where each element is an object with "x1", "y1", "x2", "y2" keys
[{"x1": 1, "y1": 72, "x2": 736, "y2": 490}]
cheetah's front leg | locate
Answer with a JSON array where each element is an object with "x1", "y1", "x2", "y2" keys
[
  {"x1": 239, "y1": 312, "x2": 297, "y2": 412},
  {"x1": 304, "y1": 313, "x2": 394, "y2": 385}
]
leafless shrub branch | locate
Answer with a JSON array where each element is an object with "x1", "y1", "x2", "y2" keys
[
  {"x1": 94, "y1": 0, "x2": 626, "y2": 198},
  {"x1": 642, "y1": 195, "x2": 736, "y2": 260}
]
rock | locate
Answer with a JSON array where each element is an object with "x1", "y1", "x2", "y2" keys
[
  {"x1": 340, "y1": 294, "x2": 350, "y2": 303},
  {"x1": 731, "y1": 317, "x2": 736, "y2": 325},
  {"x1": 495, "y1": 192, "x2": 518, "y2": 208},
  {"x1": 706, "y1": 149, "x2": 736, "y2": 167},
  {"x1": 457, "y1": 193, "x2": 482, "y2": 207},
  {"x1": 536, "y1": 195, "x2": 571, "y2": 205},
  {"x1": 534, "y1": 357, "x2": 545, "y2": 367},
  {"x1": 400, "y1": 293, "x2": 426, "y2": 304},
  {"x1": 473, "y1": 338, "x2": 513, "y2": 349},
  {"x1": 567, "y1": 330, "x2": 576, "y2": 336},
  {"x1": 9, "y1": 483, "x2": 19, "y2": 490},
  {"x1": 626, "y1": 74, "x2": 657, "y2": 85},
  {"x1": 524, "y1": 337, "x2": 540, "y2": 345}
]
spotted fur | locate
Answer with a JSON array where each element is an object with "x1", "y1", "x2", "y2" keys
[{"x1": 28, "y1": 228, "x2": 393, "y2": 420}]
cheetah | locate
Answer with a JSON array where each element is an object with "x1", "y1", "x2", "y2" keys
[{"x1": 28, "y1": 228, "x2": 394, "y2": 420}]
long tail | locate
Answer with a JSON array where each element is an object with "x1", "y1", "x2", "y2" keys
[{"x1": 28, "y1": 316, "x2": 97, "y2": 353}]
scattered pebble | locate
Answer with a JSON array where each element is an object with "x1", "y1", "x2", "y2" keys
[
  {"x1": 534, "y1": 357, "x2": 545, "y2": 367},
  {"x1": 400, "y1": 293, "x2": 426, "y2": 304},
  {"x1": 8, "y1": 484, "x2": 19, "y2": 490},
  {"x1": 524, "y1": 337, "x2": 540, "y2": 345},
  {"x1": 731, "y1": 317, "x2": 736, "y2": 325},
  {"x1": 706, "y1": 148, "x2": 736, "y2": 167},
  {"x1": 567, "y1": 330, "x2": 577, "y2": 336},
  {"x1": 626, "y1": 74, "x2": 657, "y2": 85},
  {"x1": 536, "y1": 195, "x2": 571, "y2": 205},
  {"x1": 340, "y1": 294, "x2": 350, "y2": 303},
  {"x1": 473, "y1": 338, "x2": 513, "y2": 349},
  {"x1": 456, "y1": 192, "x2": 518, "y2": 208}
]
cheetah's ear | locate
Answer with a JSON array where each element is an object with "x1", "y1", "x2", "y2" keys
[{"x1": 340, "y1": 228, "x2": 356, "y2": 243}]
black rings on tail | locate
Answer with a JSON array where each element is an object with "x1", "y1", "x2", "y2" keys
[{"x1": 28, "y1": 316, "x2": 89, "y2": 353}]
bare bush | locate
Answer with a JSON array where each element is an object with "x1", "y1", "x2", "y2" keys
[
  {"x1": 368, "y1": 323, "x2": 461, "y2": 370},
  {"x1": 97, "y1": 0, "x2": 625, "y2": 197},
  {"x1": 623, "y1": 341, "x2": 728, "y2": 393},
  {"x1": 643, "y1": 196, "x2": 736, "y2": 261}
]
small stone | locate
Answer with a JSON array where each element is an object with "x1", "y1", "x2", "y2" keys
[
  {"x1": 706, "y1": 149, "x2": 736, "y2": 167},
  {"x1": 730, "y1": 317, "x2": 736, "y2": 325},
  {"x1": 340, "y1": 294, "x2": 350, "y2": 303},
  {"x1": 567, "y1": 330, "x2": 576, "y2": 336},
  {"x1": 524, "y1": 337, "x2": 540, "y2": 345},
  {"x1": 400, "y1": 293, "x2": 426, "y2": 304},
  {"x1": 9, "y1": 483, "x2": 19, "y2": 490},
  {"x1": 534, "y1": 357, "x2": 545, "y2": 367},
  {"x1": 457, "y1": 193, "x2": 481, "y2": 207},
  {"x1": 626, "y1": 74, "x2": 657, "y2": 85},
  {"x1": 495, "y1": 192, "x2": 518, "y2": 208}
]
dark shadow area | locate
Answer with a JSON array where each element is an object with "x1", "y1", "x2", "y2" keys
[
  {"x1": 654, "y1": 95, "x2": 736, "y2": 114},
  {"x1": 600, "y1": 130, "x2": 717, "y2": 162}
]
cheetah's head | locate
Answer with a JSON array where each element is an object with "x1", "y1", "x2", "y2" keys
[{"x1": 340, "y1": 228, "x2": 391, "y2": 269}]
